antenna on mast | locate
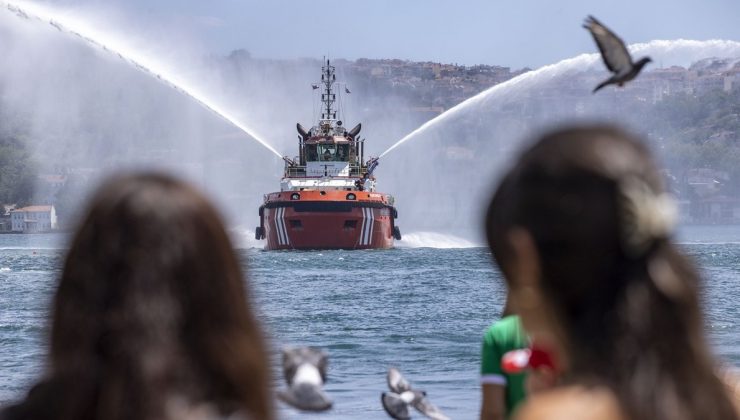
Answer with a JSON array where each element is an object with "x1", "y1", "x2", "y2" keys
[{"x1": 320, "y1": 59, "x2": 337, "y2": 122}]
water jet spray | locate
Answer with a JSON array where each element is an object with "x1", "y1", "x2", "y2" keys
[
  {"x1": 1, "y1": 0, "x2": 283, "y2": 159},
  {"x1": 380, "y1": 39, "x2": 740, "y2": 159}
]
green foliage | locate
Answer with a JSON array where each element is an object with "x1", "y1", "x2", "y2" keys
[
  {"x1": 651, "y1": 90, "x2": 740, "y2": 161},
  {"x1": 648, "y1": 89, "x2": 740, "y2": 195},
  {"x1": 0, "y1": 134, "x2": 35, "y2": 206}
]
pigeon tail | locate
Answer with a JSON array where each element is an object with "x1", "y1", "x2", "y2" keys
[
  {"x1": 278, "y1": 383, "x2": 333, "y2": 412},
  {"x1": 412, "y1": 396, "x2": 450, "y2": 420},
  {"x1": 593, "y1": 79, "x2": 611, "y2": 93}
]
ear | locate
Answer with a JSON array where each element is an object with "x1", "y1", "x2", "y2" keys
[{"x1": 508, "y1": 227, "x2": 541, "y2": 291}]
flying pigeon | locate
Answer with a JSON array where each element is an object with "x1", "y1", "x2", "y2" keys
[
  {"x1": 311, "y1": 83, "x2": 320, "y2": 90},
  {"x1": 345, "y1": 86, "x2": 351, "y2": 94},
  {"x1": 381, "y1": 368, "x2": 449, "y2": 420},
  {"x1": 277, "y1": 347, "x2": 332, "y2": 412},
  {"x1": 583, "y1": 15, "x2": 652, "y2": 93}
]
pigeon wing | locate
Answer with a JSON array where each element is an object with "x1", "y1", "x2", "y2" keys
[
  {"x1": 411, "y1": 393, "x2": 450, "y2": 420},
  {"x1": 583, "y1": 16, "x2": 632, "y2": 73},
  {"x1": 278, "y1": 383, "x2": 333, "y2": 412},
  {"x1": 387, "y1": 368, "x2": 411, "y2": 394},
  {"x1": 316, "y1": 349, "x2": 329, "y2": 383},
  {"x1": 282, "y1": 348, "x2": 300, "y2": 385}
]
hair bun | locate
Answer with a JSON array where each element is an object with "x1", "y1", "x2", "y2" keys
[{"x1": 619, "y1": 176, "x2": 677, "y2": 257}]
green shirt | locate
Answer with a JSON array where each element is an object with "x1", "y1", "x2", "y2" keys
[{"x1": 481, "y1": 315, "x2": 528, "y2": 417}]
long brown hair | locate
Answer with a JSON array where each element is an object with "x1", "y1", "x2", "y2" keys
[
  {"x1": 487, "y1": 126, "x2": 737, "y2": 420},
  {"x1": 486, "y1": 171, "x2": 517, "y2": 318},
  {"x1": 4, "y1": 173, "x2": 273, "y2": 420}
]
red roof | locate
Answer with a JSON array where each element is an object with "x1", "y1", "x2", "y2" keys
[
  {"x1": 38, "y1": 175, "x2": 67, "y2": 182},
  {"x1": 12, "y1": 205, "x2": 53, "y2": 213}
]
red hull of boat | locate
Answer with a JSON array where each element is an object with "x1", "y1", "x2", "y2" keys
[
  {"x1": 258, "y1": 190, "x2": 398, "y2": 250},
  {"x1": 263, "y1": 205, "x2": 394, "y2": 250}
]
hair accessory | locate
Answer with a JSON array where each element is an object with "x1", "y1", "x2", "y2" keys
[
  {"x1": 501, "y1": 346, "x2": 558, "y2": 374},
  {"x1": 619, "y1": 176, "x2": 677, "y2": 257}
]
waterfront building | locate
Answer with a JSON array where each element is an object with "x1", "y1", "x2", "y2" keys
[{"x1": 10, "y1": 205, "x2": 58, "y2": 233}]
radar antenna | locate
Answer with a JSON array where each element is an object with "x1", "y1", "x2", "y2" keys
[{"x1": 320, "y1": 59, "x2": 337, "y2": 123}]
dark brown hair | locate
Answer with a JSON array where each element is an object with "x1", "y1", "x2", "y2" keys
[
  {"x1": 485, "y1": 171, "x2": 517, "y2": 317},
  {"x1": 486, "y1": 126, "x2": 736, "y2": 420},
  {"x1": 3, "y1": 173, "x2": 273, "y2": 420}
]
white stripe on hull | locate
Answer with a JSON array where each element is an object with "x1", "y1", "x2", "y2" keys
[
  {"x1": 274, "y1": 208, "x2": 282, "y2": 246},
  {"x1": 363, "y1": 208, "x2": 369, "y2": 245},
  {"x1": 273, "y1": 207, "x2": 290, "y2": 247},
  {"x1": 358, "y1": 207, "x2": 367, "y2": 247},
  {"x1": 280, "y1": 208, "x2": 290, "y2": 246},
  {"x1": 360, "y1": 207, "x2": 375, "y2": 246},
  {"x1": 367, "y1": 208, "x2": 375, "y2": 245}
]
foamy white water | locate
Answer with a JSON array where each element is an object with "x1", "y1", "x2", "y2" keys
[
  {"x1": 231, "y1": 229, "x2": 480, "y2": 249},
  {"x1": 380, "y1": 39, "x2": 740, "y2": 158},
  {"x1": 229, "y1": 227, "x2": 263, "y2": 250},
  {"x1": 1, "y1": 0, "x2": 283, "y2": 159},
  {"x1": 396, "y1": 231, "x2": 480, "y2": 249}
]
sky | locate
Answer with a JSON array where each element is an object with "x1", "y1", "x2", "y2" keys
[{"x1": 30, "y1": 0, "x2": 740, "y2": 69}]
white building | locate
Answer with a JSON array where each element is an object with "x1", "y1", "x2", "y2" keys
[{"x1": 10, "y1": 205, "x2": 58, "y2": 233}]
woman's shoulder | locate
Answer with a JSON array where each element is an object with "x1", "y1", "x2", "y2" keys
[
  {"x1": 719, "y1": 367, "x2": 740, "y2": 415},
  {"x1": 514, "y1": 385, "x2": 625, "y2": 420}
]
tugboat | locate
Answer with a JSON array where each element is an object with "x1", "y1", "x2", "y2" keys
[{"x1": 255, "y1": 60, "x2": 401, "y2": 250}]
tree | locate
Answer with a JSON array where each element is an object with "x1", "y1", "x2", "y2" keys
[{"x1": 0, "y1": 134, "x2": 36, "y2": 206}]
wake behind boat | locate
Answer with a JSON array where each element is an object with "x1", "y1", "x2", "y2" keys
[{"x1": 255, "y1": 60, "x2": 401, "y2": 250}]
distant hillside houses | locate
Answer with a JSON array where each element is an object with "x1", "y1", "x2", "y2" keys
[
  {"x1": 334, "y1": 56, "x2": 740, "y2": 115},
  {"x1": 9, "y1": 205, "x2": 58, "y2": 233},
  {"x1": 345, "y1": 58, "x2": 528, "y2": 110}
]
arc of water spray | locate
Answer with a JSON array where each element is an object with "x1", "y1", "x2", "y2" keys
[
  {"x1": 380, "y1": 39, "x2": 740, "y2": 158},
  {"x1": 1, "y1": 0, "x2": 283, "y2": 159}
]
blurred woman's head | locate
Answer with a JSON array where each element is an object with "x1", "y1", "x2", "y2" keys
[
  {"x1": 485, "y1": 171, "x2": 518, "y2": 317},
  {"x1": 486, "y1": 126, "x2": 736, "y2": 419},
  {"x1": 8, "y1": 173, "x2": 272, "y2": 420}
]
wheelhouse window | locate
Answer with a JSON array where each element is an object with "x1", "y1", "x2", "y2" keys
[
  {"x1": 336, "y1": 144, "x2": 350, "y2": 162},
  {"x1": 307, "y1": 145, "x2": 318, "y2": 161},
  {"x1": 319, "y1": 144, "x2": 336, "y2": 162}
]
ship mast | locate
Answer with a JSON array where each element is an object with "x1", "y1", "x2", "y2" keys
[{"x1": 321, "y1": 59, "x2": 337, "y2": 124}]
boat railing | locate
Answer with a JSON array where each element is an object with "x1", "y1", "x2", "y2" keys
[
  {"x1": 284, "y1": 165, "x2": 365, "y2": 177},
  {"x1": 285, "y1": 166, "x2": 306, "y2": 177}
]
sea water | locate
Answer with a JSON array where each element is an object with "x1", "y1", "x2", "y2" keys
[{"x1": 0, "y1": 227, "x2": 738, "y2": 419}]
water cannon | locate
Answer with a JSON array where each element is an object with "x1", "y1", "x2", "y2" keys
[
  {"x1": 365, "y1": 157, "x2": 379, "y2": 176},
  {"x1": 283, "y1": 156, "x2": 297, "y2": 166}
]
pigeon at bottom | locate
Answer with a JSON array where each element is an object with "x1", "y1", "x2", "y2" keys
[
  {"x1": 381, "y1": 367, "x2": 449, "y2": 420},
  {"x1": 277, "y1": 347, "x2": 332, "y2": 412}
]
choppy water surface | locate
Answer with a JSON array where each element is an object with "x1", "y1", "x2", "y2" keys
[{"x1": 1, "y1": 227, "x2": 739, "y2": 419}]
